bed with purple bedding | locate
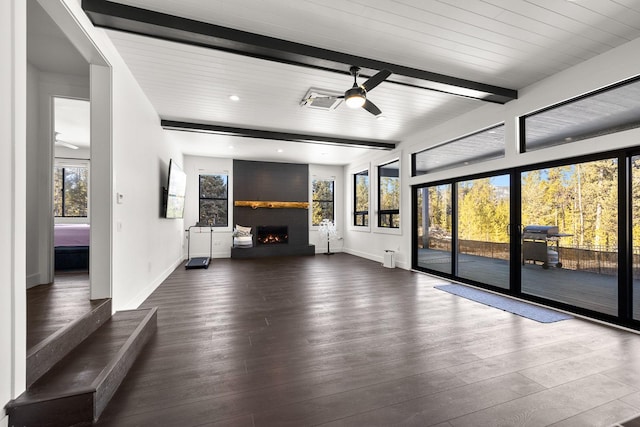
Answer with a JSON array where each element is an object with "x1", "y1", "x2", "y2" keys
[{"x1": 54, "y1": 224, "x2": 90, "y2": 271}]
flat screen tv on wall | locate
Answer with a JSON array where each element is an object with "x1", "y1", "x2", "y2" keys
[{"x1": 164, "y1": 159, "x2": 187, "y2": 219}]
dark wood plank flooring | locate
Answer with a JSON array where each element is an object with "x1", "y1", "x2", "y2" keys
[
  {"x1": 26, "y1": 272, "x2": 95, "y2": 351},
  {"x1": 92, "y1": 254, "x2": 640, "y2": 426}
]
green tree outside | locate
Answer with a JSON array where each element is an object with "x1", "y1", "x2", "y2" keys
[
  {"x1": 355, "y1": 173, "x2": 369, "y2": 226},
  {"x1": 458, "y1": 177, "x2": 509, "y2": 243},
  {"x1": 199, "y1": 174, "x2": 228, "y2": 226},
  {"x1": 313, "y1": 179, "x2": 334, "y2": 226},
  {"x1": 521, "y1": 159, "x2": 618, "y2": 249},
  {"x1": 54, "y1": 166, "x2": 88, "y2": 217}
]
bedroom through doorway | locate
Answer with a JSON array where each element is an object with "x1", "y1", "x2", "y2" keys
[{"x1": 53, "y1": 96, "x2": 91, "y2": 279}]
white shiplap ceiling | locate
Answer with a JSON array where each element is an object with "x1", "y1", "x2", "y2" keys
[{"x1": 95, "y1": 0, "x2": 640, "y2": 165}]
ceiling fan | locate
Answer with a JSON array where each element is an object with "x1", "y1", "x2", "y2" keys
[
  {"x1": 302, "y1": 66, "x2": 392, "y2": 117},
  {"x1": 340, "y1": 66, "x2": 391, "y2": 116},
  {"x1": 54, "y1": 132, "x2": 79, "y2": 150}
]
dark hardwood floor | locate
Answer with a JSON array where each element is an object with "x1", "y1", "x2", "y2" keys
[
  {"x1": 26, "y1": 272, "x2": 96, "y2": 350},
  {"x1": 91, "y1": 253, "x2": 640, "y2": 426}
]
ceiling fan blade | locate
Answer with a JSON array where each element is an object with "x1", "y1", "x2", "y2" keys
[
  {"x1": 361, "y1": 69, "x2": 392, "y2": 92},
  {"x1": 362, "y1": 99, "x2": 382, "y2": 116},
  {"x1": 55, "y1": 140, "x2": 79, "y2": 150}
]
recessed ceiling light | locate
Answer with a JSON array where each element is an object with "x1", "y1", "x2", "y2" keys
[
  {"x1": 376, "y1": 115, "x2": 386, "y2": 121},
  {"x1": 228, "y1": 145, "x2": 234, "y2": 149},
  {"x1": 229, "y1": 95, "x2": 240, "y2": 101},
  {"x1": 277, "y1": 149, "x2": 283, "y2": 153}
]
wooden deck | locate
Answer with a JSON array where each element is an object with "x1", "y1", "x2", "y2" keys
[
  {"x1": 75, "y1": 254, "x2": 640, "y2": 426},
  {"x1": 418, "y1": 248, "x2": 640, "y2": 318}
]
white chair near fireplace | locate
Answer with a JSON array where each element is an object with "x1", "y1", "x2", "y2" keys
[{"x1": 233, "y1": 224, "x2": 253, "y2": 248}]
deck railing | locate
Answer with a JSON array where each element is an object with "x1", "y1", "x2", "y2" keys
[{"x1": 422, "y1": 237, "x2": 640, "y2": 279}]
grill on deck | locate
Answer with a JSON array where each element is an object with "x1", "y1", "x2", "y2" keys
[{"x1": 522, "y1": 225, "x2": 570, "y2": 269}]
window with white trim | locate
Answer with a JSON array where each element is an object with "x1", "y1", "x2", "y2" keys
[
  {"x1": 312, "y1": 178, "x2": 334, "y2": 226},
  {"x1": 378, "y1": 160, "x2": 400, "y2": 228},
  {"x1": 354, "y1": 170, "x2": 369, "y2": 226},
  {"x1": 199, "y1": 174, "x2": 228, "y2": 226},
  {"x1": 54, "y1": 160, "x2": 89, "y2": 218}
]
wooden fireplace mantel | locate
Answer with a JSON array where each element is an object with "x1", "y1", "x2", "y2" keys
[{"x1": 234, "y1": 200, "x2": 309, "y2": 210}]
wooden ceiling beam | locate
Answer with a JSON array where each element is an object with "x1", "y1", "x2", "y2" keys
[
  {"x1": 82, "y1": 0, "x2": 518, "y2": 104},
  {"x1": 161, "y1": 120, "x2": 398, "y2": 150}
]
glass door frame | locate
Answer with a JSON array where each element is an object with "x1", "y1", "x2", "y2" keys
[
  {"x1": 412, "y1": 183, "x2": 457, "y2": 281},
  {"x1": 412, "y1": 168, "x2": 513, "y2": 294},
  {"x1": 412, "y1": 149, "x2": 640, "y2": 330}
]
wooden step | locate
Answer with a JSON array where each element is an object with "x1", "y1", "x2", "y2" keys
[
  {"x1": 7, "y1": 307, "x2": 157, "y2": 426},
  {"x1": 27, "y1": 298, "x2": 112, "y2": 388}
]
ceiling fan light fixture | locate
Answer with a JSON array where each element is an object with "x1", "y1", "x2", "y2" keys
[{"x1": 344, "y1": 87, "x2": 366, "y2": 108}]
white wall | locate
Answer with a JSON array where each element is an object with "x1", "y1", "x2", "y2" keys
[
  {"x1": 26, "y1": 63, "x2": 41, "y2": 288},
  {"x1": 1, "y1": 0, "x2": 27, "y2": 424},
  {"x1": 344, "y1": 36, "x2": 640, "y2": 271},
  {"x1": 343, "y1": 149, "x2": 406, "y2": 267},
  {"x1": 105, "y1": 39, "x2": 185, "y2": 310}
]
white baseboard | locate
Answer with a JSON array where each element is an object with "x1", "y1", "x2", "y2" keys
[
  {"x1": 189, "y1": 250, "x2": 231, "y2": 259},
  {"x1": 342, "y1": 248, "x2": 408, "y2": 270},
  {"x1": 343, "y1": 247, "x2": 382, "y2": 263},
  {"x1": 26, "y1": 272, "x2": 42, "y2": 289},
  {"x1": 315, "y1": 248, "x2": 343, "y2": 254},
  {"x1": 124, "y1": 255, "x2": 184, "y2": 310}
]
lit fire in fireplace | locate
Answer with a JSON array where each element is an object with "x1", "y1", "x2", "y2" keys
[
  {"x1": 257, "y1": 226, "x2": 289, "y2": 245},
  {"x1": 259, "y1": 233, "x2": 288, "y2": 244}
]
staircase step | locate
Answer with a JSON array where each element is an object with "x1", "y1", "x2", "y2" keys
[
  {"x1": 27, "y1": 298, "x2": 112, "y2": 388},
  {"x1": 7, "y1": 307, "x2": 157, "y2": 426}
]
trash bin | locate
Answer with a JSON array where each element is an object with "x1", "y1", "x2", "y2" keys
[{"x1": 383, "y1": 250, "x2": 395, "y2": 268}]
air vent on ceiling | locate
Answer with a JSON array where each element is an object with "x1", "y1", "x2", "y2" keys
[{"x1": 300, "y1": 88, "x2": 343, "y2": 111}]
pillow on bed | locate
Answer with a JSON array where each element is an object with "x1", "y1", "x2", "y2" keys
[{"x1": 234, "y1": 225, "x2": 252, "y2": 237}]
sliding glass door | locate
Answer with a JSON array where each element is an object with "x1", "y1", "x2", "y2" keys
[
  {"x1": 632, "y1": 156, "x2": 640, "y2": 320},
  {"x1": 415, "y1": 184, "x2": 452, "y2": 274},
  {"x1": 412, "y1": 150, "x2": 640, "y2": 326},
  {"x1": 520, "y1": 160, "x2": 618, "y2": 316},
  {"x1": 410, "y1": 152, "x2": 640, "y2": 324},
  {"x1": 457, "y1": 175, "x2": 510, "y2": 289},
  {"x1": 414, "y1": 174, "x2": 510, "y2": 286}
]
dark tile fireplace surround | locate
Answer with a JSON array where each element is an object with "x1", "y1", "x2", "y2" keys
[{"x1": 231, "y1": 160, "x2": 315, "y2": 259}]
